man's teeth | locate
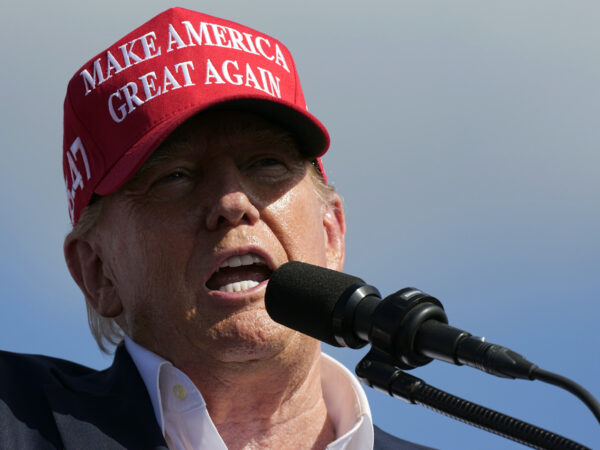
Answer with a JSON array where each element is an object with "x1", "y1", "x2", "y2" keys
[
  {"x1": 219, "y1": 280, "x2": 260, "y2": 293},
  {"x1": 219, "y1": 254, "x2": 264, "y2": 270},
  {"x1": 214, "y1": 254, "x2": 267, "y2": 292}
]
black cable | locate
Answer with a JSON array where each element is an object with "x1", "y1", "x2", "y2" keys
[{"x1": 531, "y1": 367, "x2": 600, "y2": 424}]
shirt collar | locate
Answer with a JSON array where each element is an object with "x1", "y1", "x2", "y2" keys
[
  {"x1": 124, "y1": 336, "x2": 373, "y2": 449},
  {"x1": 320, "y1": 353, "x2": 374, "y2": 449},
  {"x1": 124, "y1": 335, "x2": 169, "y2": 434}
]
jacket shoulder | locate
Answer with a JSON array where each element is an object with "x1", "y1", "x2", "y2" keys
[
  {"x1": 374, "y1": 425, "x2": 436, "y2": 450},
  {"x1": 0, "y1": 350, "x2": 102, "y2": 449},
  {"x1": 0, "y1": 349, "x2": 97, "y2": 379}
]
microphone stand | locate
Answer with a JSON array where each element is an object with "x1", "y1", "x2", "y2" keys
[
  {"x1": 264, "y1": 262, "x2": 598, "y2": 446},
  {"x1": 356, "y1": 348, "x2": 590, "y2": 449}
]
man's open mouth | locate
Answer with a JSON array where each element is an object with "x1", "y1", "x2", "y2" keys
[{"x1": 206, "y1": 253, "x2": 273, "y2": 293}]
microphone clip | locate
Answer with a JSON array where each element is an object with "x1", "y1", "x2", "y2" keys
[
  {"x1": 369, "y1": 288, "x2": 449, "y2": 370},
  {"x1": 332, "y1": 284, "x2": 449, "y2": 370}
]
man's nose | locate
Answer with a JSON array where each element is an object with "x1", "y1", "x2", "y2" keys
[{"x1": 204, "y1": 165, "x2": 260, "y2": 231}]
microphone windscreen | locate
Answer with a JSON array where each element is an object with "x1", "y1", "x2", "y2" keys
[{"x1": 265, "y1": 261, "x2": 365, "y2": 346}]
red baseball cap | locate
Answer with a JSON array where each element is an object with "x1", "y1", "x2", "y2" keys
[{"x1": 63, "y1": 7, "x2": 329, "y2": 225}]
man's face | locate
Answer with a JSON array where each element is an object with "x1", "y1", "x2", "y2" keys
[{"x1": 76, "y1": 111, "x2": 345, "y2": 367}]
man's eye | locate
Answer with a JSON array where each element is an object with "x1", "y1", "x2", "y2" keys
[
  {"x1": 147, "y1": 170, "x2": 192, "y2": 190},
  {"x1": 162, "y1": 170, "x2": 188, "y2": 181},
  {"x1": 255, "y1": 158, "x2": 284, "y2": 167}
]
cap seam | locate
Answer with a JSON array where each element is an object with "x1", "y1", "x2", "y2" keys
[{"x1": 291, "y1": 51, "x2": 299, "y2": 105}]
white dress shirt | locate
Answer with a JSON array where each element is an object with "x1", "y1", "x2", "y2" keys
[{"x1": 124, "y1": 336, "x2": 374, "y2": 449}]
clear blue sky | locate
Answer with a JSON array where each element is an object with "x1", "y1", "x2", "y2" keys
[{"x1": 1, "y1": 1, "x2": 598, "y2": 448}]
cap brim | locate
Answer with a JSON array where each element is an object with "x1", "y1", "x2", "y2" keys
[{"x1": 95, "y1": 95, "x2": 329, "y2": 195}]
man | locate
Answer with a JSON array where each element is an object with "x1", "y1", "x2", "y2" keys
[{"x1": 0, "y1": 8, "x2": 429, "y2": 449}]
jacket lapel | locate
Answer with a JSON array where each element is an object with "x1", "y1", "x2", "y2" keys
[{"x1": 44, "y1": 345, "x2": 168, "y2": 449}]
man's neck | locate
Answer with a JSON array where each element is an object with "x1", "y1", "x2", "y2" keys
[{"x1": 177, "y1": 338, "x2": 336, "y2": 449}]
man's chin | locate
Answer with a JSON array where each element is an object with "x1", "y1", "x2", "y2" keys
[{"x1": 205, "y1": 309, "x2": 313, "y2": 365}]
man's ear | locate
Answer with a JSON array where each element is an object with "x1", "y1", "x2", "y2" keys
[
  {"x1": 64, "y1": 232, "x2": 122, "y2": 318},
  {"x1": 322, "y1": 192, "x2": 346, "y2": 272}
]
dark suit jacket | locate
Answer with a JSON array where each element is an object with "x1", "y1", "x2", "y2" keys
[{"x1": 0, "y1": 346, "x2": 431, "y2": 449}]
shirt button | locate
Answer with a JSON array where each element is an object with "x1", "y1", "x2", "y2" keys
[{"x1": 173, "y1": 384, "x2": 187, "y2": 400}]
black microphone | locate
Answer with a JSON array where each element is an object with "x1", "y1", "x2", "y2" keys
[{"x1": 265, "y1": 261, "x2": 538, "y2": 380}]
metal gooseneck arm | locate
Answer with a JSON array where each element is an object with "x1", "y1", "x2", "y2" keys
[{"x1": 356, "y1": 348, "x2": 591, "y2": 449}]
